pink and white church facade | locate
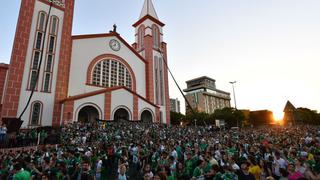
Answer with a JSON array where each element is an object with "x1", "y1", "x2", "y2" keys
[{"x1": 0, "y1": 0, "x2": 170, "y2": 128}]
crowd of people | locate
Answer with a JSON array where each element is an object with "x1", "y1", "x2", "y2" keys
[
  {"x1": 0, "y1": 123, "x2": 59, "y2": 149},
  {"x1": 0, "y1": 121, "x2": 320, "y2": 180}
]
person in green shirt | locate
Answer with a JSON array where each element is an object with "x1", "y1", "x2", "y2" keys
[
  {"x1": 40, "y1": 130, "x2": 48, "y2": 145},
  {"x1": 172, "y1": 162, "x2": 188, "y2": 180},
  {"x1": 199, "y1": 141, "x2": 208, "y2": 152},
  {"x1": 30, "y1": 129, "x2": 37, "y2": 145},
  {"x1": 0, "y1": 162, "x2": 9, "y2": 180},
  {"x1": 221, "y1": 165, "x2": 238, "y2": 180},
  {"x1": 192, "y1": 159, "x2": 205, "y2": 179},
  {"x1": 151, "y1": 150, "x2": 160, "y2": 172},
  {"x1": 158, "y1": 151, "x2": 169, "y2": 172},
  {"x1": 176, "y1": 145, "x2": 183, "y2": 161},
  {"x1": 184, "y1": 152, "x2": 195, "y2": 178},
  {"x1": 13, "y1": 163, "x2": 31, "y2": 180}
]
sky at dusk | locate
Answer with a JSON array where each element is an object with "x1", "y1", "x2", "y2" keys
[{"x1": 1, "y1": 0, "x2": 320, "y2": 115}]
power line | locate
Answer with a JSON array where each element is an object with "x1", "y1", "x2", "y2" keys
[{"x1": 157, "y1": 48, "x2": 207, "y2": 126}]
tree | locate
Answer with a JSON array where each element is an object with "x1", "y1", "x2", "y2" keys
[
  {"x1": 296, "y1": 108, "x2": 320, "y2": 125},
  {"x1": 182, "y1": 110, "x2": 217, "y2": 126},
  {"x1": 170, "y1": 111, "x2": 185, "y2": 125},
  {"x1": 212, "y1": 107, "x2": 245, "y2": 127},
  {"x1": 181, "y1": 108, "x2": 245, "y2": 127}
]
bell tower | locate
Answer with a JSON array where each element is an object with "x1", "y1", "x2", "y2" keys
[
  {"x1": 133, "y1": 0, "x2": 170, "y2": 124},
  {"x1": 1, "y1": 0, "x2": 75, "y2": 127}
]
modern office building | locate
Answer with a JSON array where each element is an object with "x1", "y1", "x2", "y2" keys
[
  {"x1": 183, "y1": 76, "x2": 231, "y2": 114},
  {"x1": 0, "y1": 0, "x2": 170, "y2": 127},
  {"x1": 170, "y1": 98, "x2": 181, "y2": 113}
]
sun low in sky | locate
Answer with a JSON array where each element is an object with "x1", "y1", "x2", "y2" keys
[
  {"x1": 273, "y1": 111, "x2": 284, "y2": 122},
  {"x1": 0, "y1": 0, "x2": 320, "y2": 114}
]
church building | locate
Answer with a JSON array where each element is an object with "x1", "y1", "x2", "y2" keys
[{"x1": 0, "y1": 0, "x2": 170, "y2": 128}]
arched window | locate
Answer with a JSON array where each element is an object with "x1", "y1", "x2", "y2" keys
[
  {"x1": 28, "y1": 11, "x2": 47, "y2": 90},
  {"x1": 38, "y1": 12, "x2": 47, "y2": 31},
  {"x1": 30, "y1": 101, "x2": 42, "y2": 126},
  {"x1": 50, "y1": 16, "x2": 58, "y2": 35},
  {"x1": 92, "y1": 59, "x2": 132, "y2": 89},
  {"x1": 159, "y1": 58, "x2": 164, "y2": 105},
  {"x1": 42, "y1": 16, "x2": 59, "y2": 92},
  {"x1": 152, "y1": 25, "x2": 160, "y2": 48},
  {"x1": 138, "y1": 25, "x2": 145, "y2": 50},
  {"x1": 154, "y1": 56, "x2": 164, "y2": 105}
]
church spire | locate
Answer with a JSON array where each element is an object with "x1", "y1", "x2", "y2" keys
[{"x1": 139, "y1": 0, "x2": 159, "y2": 20}]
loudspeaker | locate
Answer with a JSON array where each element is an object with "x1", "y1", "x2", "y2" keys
[{"x1": 2, "y1": 118, "x2": 23, "y2": 133}]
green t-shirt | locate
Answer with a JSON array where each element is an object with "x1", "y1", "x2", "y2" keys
[
  {"x1": 56, "y1": 171, "x2": 63, "y2": 180},
  {"x1": 192, "y1": 166, "x2": 203, "y2": 178},
  {"x1": 174, "y1": 171, "x2": 186, "y2": 179},
  {"x1": 221, "y1": 172, "x2": 237, "y2": 180},
  {"x1": 213, "y1": 172, "x2": 223, "y2": 180},
  {"x1": 200, "y1": 143, "x2": 208, "y2": 152},
  {"x1": 101, "y1": 166, "x2": 108, "y2": 180},
  {"x1": 0, "y1": 169, "x2": 8, "y2": 176},
  {"x1": 13, "y1": 170, "x2": 31, "y2": 180},
  {"x1": 204, "y1": 163, "x2": 212, "y2": 173},
  {"x1": 159, "y1": 158, "x2": 168, "y2": 170},
  {"x1": 168, "y1": 175, "x2": 174, "y2": 180},
  {"x1": 313, "y1": 162, "x2": 320, "y2": 174},
  {"x1": 151, "y1": 152, "x2": 159, "y2": 171},
  {"x1": 184, "y1": 159, "x2": 194, "y2": 177},
  {"x1": 227, "y1": 147, "x2": 237, "y2": 156},
  {"x1": 40, "y1": 131, "x2": 47, "y2": 138},
  {"x1": 31, "y1": 131, "x2": 37, "y2": 139}
]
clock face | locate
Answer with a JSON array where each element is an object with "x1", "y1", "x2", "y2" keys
[{"x1": 109, "y1": 39, "x2": 121, "y2": 51}]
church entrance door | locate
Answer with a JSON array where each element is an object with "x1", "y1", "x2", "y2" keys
[
  {"x1": 141, "y1": 110, "x2": 153, "y2": 123},
  {"x1": 113, "y1": 108, "x2": 130, "y2": 122},
  {"x1": 78, "y1": 106, "x2": 99, "y2": 123}
]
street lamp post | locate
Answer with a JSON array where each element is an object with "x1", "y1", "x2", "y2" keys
[
  {"x1": 229, "y1": 81, "x2": 237, "y2": 109},
  {"x1": 229, "y1": 81, "x2": 238, "y2": 127}
]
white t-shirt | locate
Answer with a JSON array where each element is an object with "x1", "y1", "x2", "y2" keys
[
  {"x1": 0, "y1": 127, "x2": 6, "y2": 134},
  {"x1": 118, "y1": 174, "x2": 127, "y2": 180},
  {"x1": 231, "y1": 163, "x2": 240, "y2": 170},
  {"x1": 209, "y1": 158, "x2": 219, "y2": 166},
  {"x1": 144, "y1": 172, "x2": 154, "y2": 179},
  {"x1": 96, "y1": 160, "x2": 102, "y2": 178},
  {"x1": 96, "y1": 160, "x2": 102, "y2": 172},
  {"x1": 171, "y1": 150, "x2": 178, "y2": 160},
  {"x1": 274, "y1": 158, "x2": 287, "y2": 176}
]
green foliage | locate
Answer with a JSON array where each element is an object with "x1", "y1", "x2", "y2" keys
[
  {"x1": 185, "y1": 111, "x2": 213, "y2": 126},
  {"x1": 212, "y1": 107, "x2": 245, "y2": 127},
  {"x1": 181, "y1": 107, "x2": 245, "y2": 127},
  {"x1": 296, "y1": 108, "x2": 320, "y2": 125},
  {"x1": 176, "y1": 107, "x2": 320, "y2": 126},
  {"x1": 170, "y1": 111, "x2": 185, "y2": 125}
]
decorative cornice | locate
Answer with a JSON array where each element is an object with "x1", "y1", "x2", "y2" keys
[
  {"x1": 72, "y1": 32, "x2": 147, "y2": 64},
  {"x1": 133, "y1": 15, "x2": 165, "y2": 27}
]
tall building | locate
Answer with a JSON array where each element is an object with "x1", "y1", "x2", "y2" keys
[
  {"x1": 170, "y1": 98, "x2": 180, "y2": 113},
  {"x1": 183, "y1": 76, "x2": 231, "y2": 114},
  {"x1": 0, "y1": 0, "x2": 170, "y2": 127}
]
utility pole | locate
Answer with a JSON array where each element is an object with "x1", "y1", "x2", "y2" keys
[
  {"x1": 229, "y1": 81, "x2": 238, "y2": 127},
  {"x1": 229, "y1": 81, "x2": 237, "y2": 109}
]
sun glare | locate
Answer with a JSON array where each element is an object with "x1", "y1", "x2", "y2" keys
[{"x1": 273, "y1": 111, "x2": 284, "y2": 122}]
